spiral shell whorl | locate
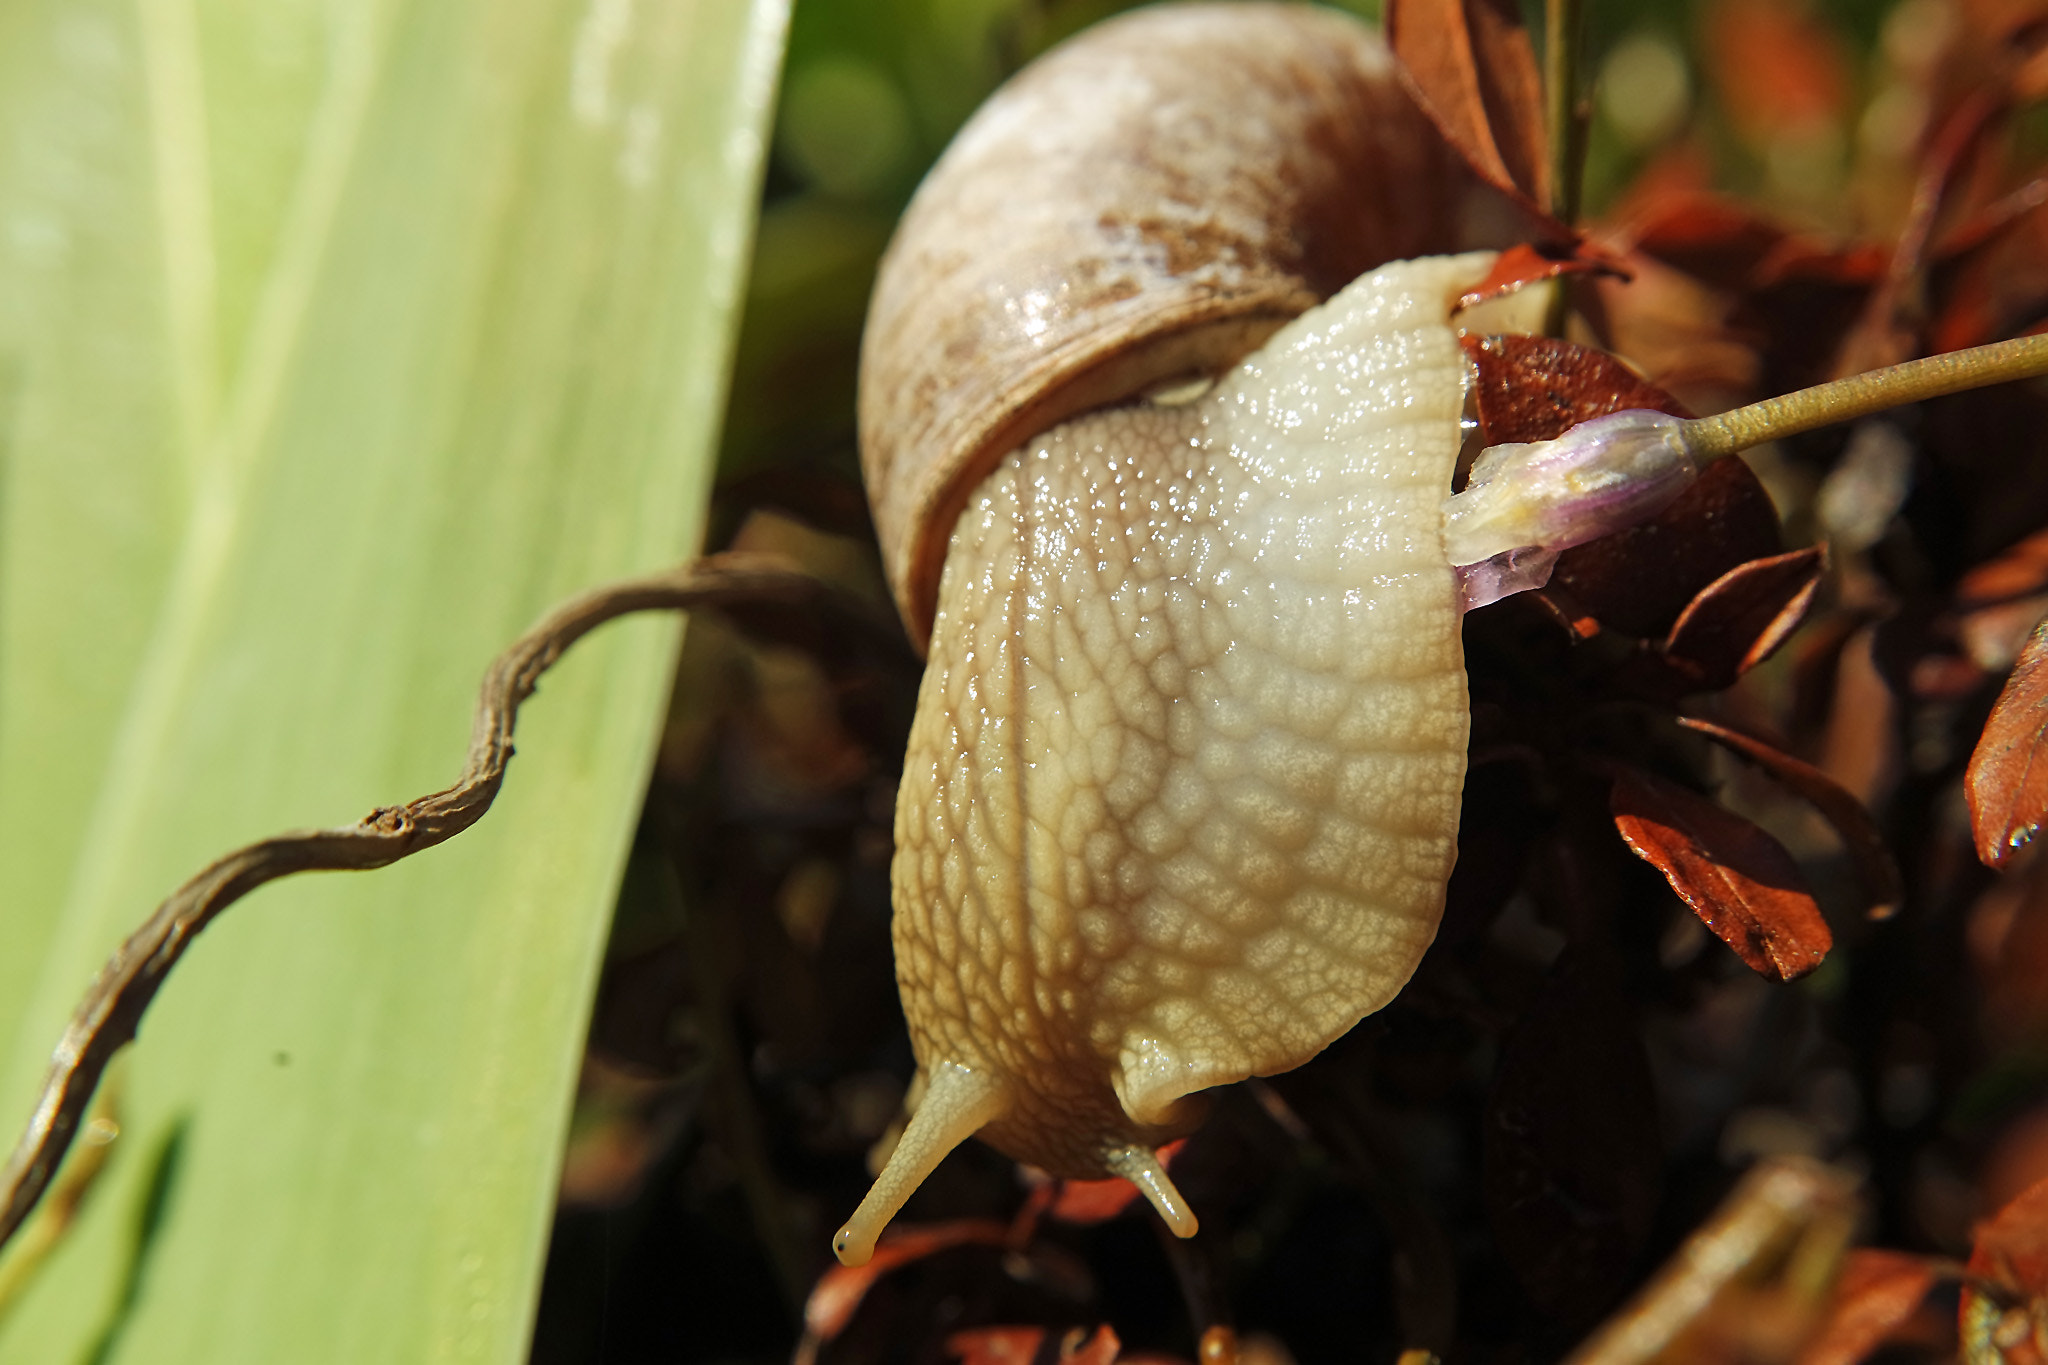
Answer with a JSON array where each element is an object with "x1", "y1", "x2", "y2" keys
[{"x1": 859, "y1": 3, "x2": 1529, "y2": 643}]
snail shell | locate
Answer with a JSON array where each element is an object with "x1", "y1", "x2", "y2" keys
[
  {"x1": 860, "y1": 0, "x2": 1535, "y2": 645},
  {"x1": 840, "y1": 3, "x2": 1534, "y2": 1264}
]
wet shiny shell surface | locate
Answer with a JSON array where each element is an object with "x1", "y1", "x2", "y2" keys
[
  {"x1": 859, "y1": 3, "x2": 1519, "y2": 643},
  {"x1": 891, "y1": 255, "x2": 1487, "y2": 1176}
]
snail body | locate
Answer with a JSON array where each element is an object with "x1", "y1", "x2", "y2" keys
[{"x1": 839, "y1": 3, "x2": 1535, "y2": 1264}]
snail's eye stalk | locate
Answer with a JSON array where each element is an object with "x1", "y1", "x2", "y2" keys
[{"x1": 1443, "y1": 409, "x2": 1698, "y2": 611}]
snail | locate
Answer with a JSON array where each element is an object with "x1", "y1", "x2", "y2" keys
[
  {"x1": 835, "y1": 0, "x2": 2048, "y2": 1266},
  {"x1": 836, "y1": 1, "x2": 1539, "y2": 1265},
  {"x1": 0, "y1": 0, "x2": 2042, "y2": 1282}
]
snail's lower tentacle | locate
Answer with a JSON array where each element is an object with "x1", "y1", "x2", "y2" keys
[
  {"x1": 1103, "y1": 1142, "x2": 1199, "y2": 1239},
  {"x1": 833, "y1": 1062, "x2": 1010, "y2": 1266}
]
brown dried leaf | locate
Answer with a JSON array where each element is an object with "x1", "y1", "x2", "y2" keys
[
  {"x1": 1977, "y1": 857, "x2": 2048, "y2": 1043},
  {"x1": 1387, "y1": 0, "x2": 1549, "y2": 205},
  {"x1": 1969, "y1": 1174, "x2": 2048, "y2": 1292},
  {"x1": 1664, "y1": 547, "x2": 1827, "y2": 690},
  {"x1": 1569, "y1": 1159, "x2": 1862, "y2": 1365},
  {"x1": 1797, "y1": 1250, "x2": 1942, "y2": 1365},
  {"x1": 1838, "y1": 83, "x2": 2014, "y2": 377},
  {"x1": 1984, "y1": 1106, "x2": 2048, "y2": 1218},
  {"x1": 1462, "y1": 333, "x2": 1691, "y2": 448},
  {"x1": 1678, "y1": 717, "x2": 1904, "y2": 917},
  {"x1": 1961, "y1": 1177, "x2": 2048, "y2": 1365},
  {"x1": 1047, "y1": 1140, "x2": 1186, "y2": 1226},
  {"x1": 1457, "y1": 243, "x2": 1628, "y2": 311},
  {"x1": 1958, "y1": 0, "x2": 2048, "y2": 52},
  {"x1": 949, "y1": 1325, "x2": 1125, "y2": 1365},
  {"x1": 1549, "y1": 459, "x2": 1784, "y2": 640},
  {"x1": 1610, "y1": 152, "x2": 1884, "y2": 290},
  {"x1": 1582, "y1": 246, "x2": 1769, "y2": 417},
  {"x1": 1703, "y1": 0, "x2": 1851, "y2": 148},
  {"x1": 1962, "y1": 528, "x2": 2048, "y2": 610},
  {"x1": 1958, "y1": 529, "x2": 2048, "y2": 673},
  {"x1": 1611, "y1": 766, "x2": 1833, "y2": 980},
  {"x1": 1485, "y1": 950, "x2": 1663, "y2": 1327},
  {"x1": 1606, "y1": 149, "x2": 1874, "y2": 291},
  {"x1": 1968, "y1": 618, "x2": 2048, "y2": 866},
  {"x1": 1599, "y1": 156, "x2": 1882, "y2": 403},
  {"x1": 802, "y1": 1219, "x2": 1010, "y2": 1341},
  {"x1": 1933, "y1": 223, "x2": 2048, "y2": 354},
  {"x1": 1046, "y1": 1176, "x2": 1142, "y2": 1226},
  {"x1": 1618, "y1": 189, "x2": 1801, "y2": 288}
]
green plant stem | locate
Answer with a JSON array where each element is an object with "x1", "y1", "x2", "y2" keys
[
  {"x1": 1682, "y1": 334, "x2": 2048, "y2": 460},
  {"x1": 1545, "y1": 0, "x2": 1586, "y2": 225}
]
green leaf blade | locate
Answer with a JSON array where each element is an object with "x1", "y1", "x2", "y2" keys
[{"x1": 0, "y1": 0, "x2": 789, "y2": 1359}]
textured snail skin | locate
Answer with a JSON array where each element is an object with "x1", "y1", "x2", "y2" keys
[{"x1": 836, "y1": 254, "x2": 1487, "y2": 1265}]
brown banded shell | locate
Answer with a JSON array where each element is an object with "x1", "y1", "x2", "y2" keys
[{"x1": 858, "y1": 1, "x2": 1541, "y2": 644}]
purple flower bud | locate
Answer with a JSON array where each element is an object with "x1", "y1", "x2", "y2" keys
[{"x1": 1442, "y1": 409, "x2": 1699, "y2": 610}]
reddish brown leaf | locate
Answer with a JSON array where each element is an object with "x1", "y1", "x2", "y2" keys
[
  {"x1": 1484, "y1": 949, "x2": 1662, "y2": 1327},
  {"x1": 1678, "y1": 717, "x2": 1904, "y2": 917},
  {"x1": 950, "y1": 1326, "x2": 1054, "y2": 1365},
  {"x1": 1968, "y1": 618, "x2": 2048, "y2": 866},
  {"x1": 1977, "y1": 859, "x2": 2048, "y2": 1044},
  {"x1": 1457, "y1": 243, "x2": 1629, "y2": 310},
  {"x1": 1045, "y1": 1176, "x2": 1138, "y2": 1225},
  {"x1": 1839, "y1": 87, "x2": 2011, "y2": 377},
  {"x1": 1919, "y1": 89, "x2": 2048, "y2": 351},
  {"x1": 1935, "y1": 202, "x2": 2042, "y2": 339},
  {"x1": 1958, "y1": 0, "x2": 2048, "y2": 49},
  {"x1": 1984, "y1": 1106, "x2": 2048, "y2": 1220},
  {"x1": 1663, "y1": 547, "x2": 1827, "y2": 690},
  {"x1": 1961, "y1": 1176, "x2": 2048, "y2": 1365},
  {"x1": 1929, "y1": 195, "x2": 2048, "y2": 352},
  {"x1": 1798, "y1": 1250, "x2": 1942, "y2": 1365},
  {"x1": 1582, "y1": 247, "x2": 1770, "y2": 418},
  {"x1": 1457, "y1": 333, "x2": 1775, "y2": 644},
  {"x1": 1704, "y1": 0, "x2": 1851, "y2": 147},
  {"x1": 1962, "y1": 528, "x2": 2048, "y2": 609},
  {"x1": 1550, "y1": 459, "x2": 1784, "y2": 640},
  {"x1": 1630, "y1": 192, "x2": 1801, "y2": 286},
  {"x1": 1521, "y1": 585, "x2": 1604, "y2": 640},
  {"x1": 1458, "y1": 331, "x2": 1777, "y2": 650},
  {"x1": 949, "y1": 1325, "x2": 1124, "y2": 1365},
  {"x1": 1462, "y1": 332, "x2": 1692, "y2": 448},
  {"x1": 1611, "y1": 766, "x2": 1833, "y2": 980},
  {"x1": 1609, "y1": 153, "x2": 1806, "y2": 289},
  {"x1": 1970, "y1": 1170, "x2": 2048, "y2": 1292},
  {"x1": 1387, "y1": 0, "x2": 1549, "y2": 206},
  {"x1": 1959, "y1": 529, "x2": 2048, "y2": 672},
  {"x1": 1569, "y1": 1159, "x2": 1863, "y2": 1365},
  {"x1": 803, "y1": 1219, "x2": 1010, "y2": 1341}
]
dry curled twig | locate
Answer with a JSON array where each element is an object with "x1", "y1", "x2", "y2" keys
[
  {"x1": 0, "y1": 551, "x2": 903, "y2": 1254},
  {"x1": 1565, "y1": 1157, "x2": 1861, "y2": 1365}
]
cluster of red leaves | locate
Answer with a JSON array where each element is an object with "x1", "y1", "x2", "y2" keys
[
  {"x1": 1459, "y1": 328, "x2": 1856, "y2": 981},
  {"x1": 1392, "y1": 1, "x2": 2048, "y2": 1363},
  {"x1": 1794, "y1": 1173, "x2": 2048, "y2": 1365}
]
